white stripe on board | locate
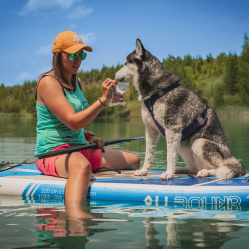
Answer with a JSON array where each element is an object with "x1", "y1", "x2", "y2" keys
[{"x1": 90, "y1": 181, "x2": 249, "y2": 191}]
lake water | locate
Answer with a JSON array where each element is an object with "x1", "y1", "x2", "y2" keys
[{"x1": 1, "y1": 116, "x2": 249, "y2": 249}]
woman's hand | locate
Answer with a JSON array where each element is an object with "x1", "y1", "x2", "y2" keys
[
  {"x1": 101, "y1": 78, "x2": 117, "y2": 103},
  {"x1": 87, "y1": 136, "x2": 105, "y2": 148}
]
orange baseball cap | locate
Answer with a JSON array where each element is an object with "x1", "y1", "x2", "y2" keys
[{"x1": 52, "y1": 30, "x2": 93, "y2": 54}]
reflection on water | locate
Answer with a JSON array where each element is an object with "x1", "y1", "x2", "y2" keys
[
  {"x1": 1, "y1": 117, "x2": 249, "y2": 248},
  {"x1": 34, "y1": 207, "x2": 116, "y2": 248},
  {"x1": 1, "y1": 196, "x2": 249, "y2": 249}
]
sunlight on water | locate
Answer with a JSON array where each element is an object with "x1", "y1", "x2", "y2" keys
[{"x1": 1, "y1": 117, "x2": 249, "y2": 248}]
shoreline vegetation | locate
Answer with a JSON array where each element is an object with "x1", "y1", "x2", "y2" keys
[
  {"x1": 1, "y1": 105, "x2": 249, "y2": 120},
  {"x1": 1, "y1": 34, "x2": 249, "y2": 119}
]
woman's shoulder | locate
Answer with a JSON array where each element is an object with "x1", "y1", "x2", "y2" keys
[
  {"x1": 39, "y1": 71, "x2": 56, "y2": 82},
  {"x1": 37, "y1": 72, "x2": 65, "y2": 100},
  {"x1": 37, "y1": 73, "x2": 67, "y2": 106},
  {"x1": 38, "y1": 72, "x2": 61, "y2": 88}
]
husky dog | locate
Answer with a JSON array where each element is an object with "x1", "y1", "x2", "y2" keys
[{"x1": 115, "y1": 39, "x2": 245, "y2": 180}]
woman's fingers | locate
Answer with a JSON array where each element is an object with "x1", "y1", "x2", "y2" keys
[
  {"x1": 97, "y1": 139, "x2": 105, "y2": 148},
  {"x1": 101, "y1": 78, "x2": 117, "y2": 100},
  {"x1": 88, "y1": 136, "x2": 104, "y2": 148},
  {"x1": 102, "y1": 78, "x2": 116, "y2": 89}
]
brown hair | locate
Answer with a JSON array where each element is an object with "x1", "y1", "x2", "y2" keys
[{"x1": 41, "y1": 51, "x2": 77, "y2": 91}]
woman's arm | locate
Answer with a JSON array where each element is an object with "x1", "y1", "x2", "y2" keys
[{"x1": 37, "y1": 76, "x2": 116, "y2": 131}]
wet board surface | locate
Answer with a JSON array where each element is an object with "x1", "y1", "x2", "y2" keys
[{"x1": 1, "y1": 165, "x2": 249, "y2": 205}]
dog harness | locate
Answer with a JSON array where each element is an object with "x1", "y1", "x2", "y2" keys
[{"x1": 144, "y1": 82, "x2": 207, "y2": 142}]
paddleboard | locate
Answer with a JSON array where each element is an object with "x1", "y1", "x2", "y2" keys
[{"x1": 1, "y1": 165, "x2": 249, "y2": 206}]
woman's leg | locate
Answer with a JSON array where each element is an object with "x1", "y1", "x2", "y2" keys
[
  {"x1": 55, "y1": 152, "x2": 94, "y2": 218},
  {"x1": 55, "y1": 152, "x2": 92, "y2": 201},
  {"x1": 100, "y1": 148, "x2": 140, "y2": 170}
]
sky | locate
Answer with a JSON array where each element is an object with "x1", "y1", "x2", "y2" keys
[{"x1": 0, "y1": 0, "x2": 249, "y2": 86}]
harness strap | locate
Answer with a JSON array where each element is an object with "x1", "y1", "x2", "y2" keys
[
  {"x1": 181, "y1": 111, "x2": 207, "y2": 141},
  {"x1": 144, "y1": 82, "x2": 181, "y2": 113},
  {"x1": 144, "y1": 82, "x2": 181, "y2": 136},
  {"x1": 144, "y1": 82, "x2": 208, "y2": 142}
]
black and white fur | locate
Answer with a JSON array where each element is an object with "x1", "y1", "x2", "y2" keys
[{"x1": 115, "y1": 39, "x2": 245, "y2": 180}]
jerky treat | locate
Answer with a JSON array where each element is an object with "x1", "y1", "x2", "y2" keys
[{"x1": 109, "y1": 82, "x2": 129, "y2": 107}]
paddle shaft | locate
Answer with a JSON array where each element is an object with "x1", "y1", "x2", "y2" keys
[
  {"x1": 0, "y1": 137, "x2": 144, "y2": 172},
  {"x1": 36, "y1": 142, "x2": 98, "y2": 160},
  {"x1": 36, "y1": 137, "x2": 144, "y2": 160}
]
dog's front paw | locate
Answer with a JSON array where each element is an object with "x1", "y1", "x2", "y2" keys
[
  {"x1": 159, "y1": 172, "x2": 174, "y2": 180},
  {"x1": 134, "y1": 169, "x2": 148, "y2": 176},
  {"x1": 197, "y1": 169, "x2": 208, "y2": 178}
]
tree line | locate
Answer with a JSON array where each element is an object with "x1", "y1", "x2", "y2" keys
[{"x1": 0, "y1": 34, "x2": 249, "y2": 117}]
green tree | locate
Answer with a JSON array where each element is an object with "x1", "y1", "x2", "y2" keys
[
  {"x1": 26, "y1": 93, "x2": 37, "y2": 117},
  {"x1": 238, "y1": 33, "x2": 249, "y2": 105},
  {"x1": 196, "y1": 57, "x2": 204, "y2": 73},
  {"x1": 162, "y1": 55, "x2": 193, "y2": 89},
  {"x1": 223, "y1": 53, "x2": 238, "y2": 95},
  {"x1": 0, "y1": 84, "x2": 6, "y2": 111},
  {"x1": 213, "y1": 84, "x2": 225, "y2": 108},
  {"x1": 1, "y1": 96, "x2": 21, "y2": 113},
  {"x1": 183, "y1": 55, "x2": 192, "y2": 66},
  {"x1": 206, "y1": 53, "x2": 214, "y2": 64}
]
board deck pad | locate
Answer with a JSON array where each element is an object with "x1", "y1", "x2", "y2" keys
[{"x1": 1, "y1": 165, "x2": 249, "y2": 206}]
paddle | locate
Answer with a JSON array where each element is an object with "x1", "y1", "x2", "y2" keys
[{"x1": 0, "y1": 136, "x2": 144, "y2": 172}]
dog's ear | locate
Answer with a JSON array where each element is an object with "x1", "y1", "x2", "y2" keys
[{"x1": 136, "y1": 39, "x2": 145, "y2": 58}]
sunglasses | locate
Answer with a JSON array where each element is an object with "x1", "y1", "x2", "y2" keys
[{"x1": 67, "y1": 52, "x2": 87, "y2": 61}]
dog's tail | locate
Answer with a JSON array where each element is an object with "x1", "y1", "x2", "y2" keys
[{"x1": 216, "y1": 157, "x2": 246, "y2": 179}]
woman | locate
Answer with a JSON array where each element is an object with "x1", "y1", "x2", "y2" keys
[{"x1": 35, "y1": 30, "x2": 140, "y2": 217}]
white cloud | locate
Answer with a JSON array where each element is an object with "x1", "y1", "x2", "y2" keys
[
  {"x1": 18, "y1": 0, "x2": 92, "y2": 19},
  {"x1": 19, "y1": 0, "x2": 78, "y2": 14},
  {"x1": 80, "y1": 33, "x2": 96, "y2": 44},
  {"x1": 15, "y1": 72, "x2": 34, "y2": 82},
  {"x1": 36, "y1": 43, "x2": 53, "y2": 56},
  {"x1": 69, "y1": 23, "x2": 77, "y2": 30},
  {"x1": 38, "y1": 66, "x2": 52, "y2": 75},
  {"x1": 67, "y1": 6, "x2": 93, "y2": 19}
]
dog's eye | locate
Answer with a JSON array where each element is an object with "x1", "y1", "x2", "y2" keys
[{"x1": 124, "y1": 62, "x2": 127, "y2": 66}]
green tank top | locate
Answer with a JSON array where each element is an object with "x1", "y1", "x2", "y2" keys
[{"x1": 35, "y1": 83, "x2": 89, "y2": 154}]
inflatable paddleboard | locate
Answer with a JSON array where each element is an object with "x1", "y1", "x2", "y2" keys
[{"x1": 1, "y1": 165, "x2": 249, "y2": 206}]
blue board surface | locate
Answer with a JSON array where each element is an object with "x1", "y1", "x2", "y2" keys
[{"x1": 1, "y1": 165, "x2": 249, "y2": 205}]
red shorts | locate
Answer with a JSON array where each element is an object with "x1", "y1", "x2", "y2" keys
[{"x1": 36, "y1": 144, "x2": 102, "y2": 177}]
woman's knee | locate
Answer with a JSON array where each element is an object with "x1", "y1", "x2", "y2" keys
[
  {"x1": 78, "y1": 162, "x2": 92, "y2": 174},
  {"x1": 132, "y1": 155, "x2": 140, "y2": 170},
  {"x1": 69, "y1": 159, "x2": 92, "y2": 178}
]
